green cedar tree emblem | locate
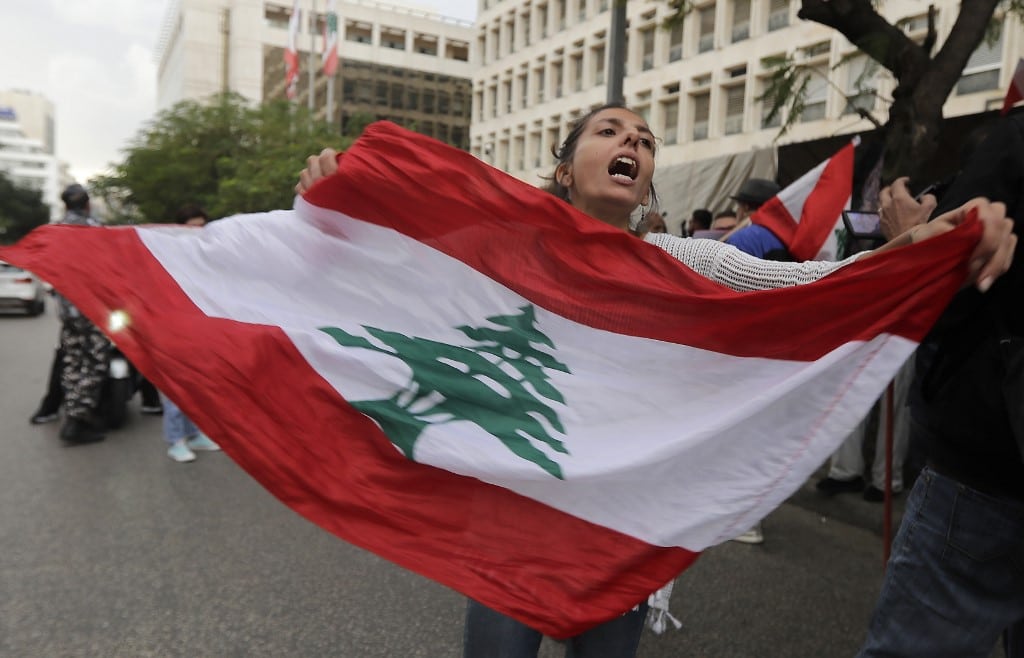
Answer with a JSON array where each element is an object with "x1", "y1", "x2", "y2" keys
[{"x1": 320, "y1": 305, "x2": 573, "y2": 478}]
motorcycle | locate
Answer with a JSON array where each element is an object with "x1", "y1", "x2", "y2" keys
[{"x1": 97, "y1": 345, "x2": 141, "y2": 429}]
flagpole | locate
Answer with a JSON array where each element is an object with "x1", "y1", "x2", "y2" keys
[
  {"x1": 308, "y1": 0, "x2": 317, "y2": 114},
  {"x1": 327, "y1": 70, "x2": 334, "y2": 127}
]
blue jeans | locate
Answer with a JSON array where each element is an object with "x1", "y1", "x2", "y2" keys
[
  {"x1": 858, "y1": 467, "x2": 1024, "y2": 657},
  {"x1": 160, "y1": 393, "x2": 199, "y2": 444},
  {"x1": 463, "y1": 599, "x2": 648, "y2": 658}
]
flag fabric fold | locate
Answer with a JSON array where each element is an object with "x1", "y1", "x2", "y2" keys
[
  {"x1": 751, "y1": 141, "x2": 855, "y2": 261},
  {"x1": 1001, "y1": 57, "x2": 1024, "y2": 116},
  {"x1": 284, "y1": 0, "x2": 301, "y2": 99},
  {"x1": 0, "y1": 122, "x2": 979, "y2": 638},
  {"x1": 322, "y1": 0, "x2": 339, "y2": 76}
]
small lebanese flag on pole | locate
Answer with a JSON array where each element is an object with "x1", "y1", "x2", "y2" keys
[
  {"x1": 1001, "y1": 57, "x2": 1024, "y2": 116},
  {"x1": 0, "y1": 123, "x2": 979, "y2": 638},
  {"x1": 322, "y1": 0, "x2": 339, "y2": 76},
  {"x1": 751, "y1": 140, "x2": 856, "y2": 261},
  {"x1": 284, "y1": 0, "x2": 302, "y2": 99}
]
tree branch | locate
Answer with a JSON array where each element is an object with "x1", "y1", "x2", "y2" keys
[{"x1": 798, "y1": 0, "x2": 929, "y2": 83}]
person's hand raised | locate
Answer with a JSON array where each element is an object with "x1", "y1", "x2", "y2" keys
[
  {"x1": 878, "y1": 177, "x2": 936, "y2": 240},
  {"x1": 295, "y1": 148, "x2": 340, "y2": 196}
]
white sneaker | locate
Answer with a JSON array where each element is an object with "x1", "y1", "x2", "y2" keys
[
  {"x1": 167, "y1": 439, "x2": 197, "y2": 463},
  {"x1": 731, "y1": 523, "x2": 764, "y2": 545},
  {"x1": 186, "y1": 433, "x2": 221, "y2": 452}
]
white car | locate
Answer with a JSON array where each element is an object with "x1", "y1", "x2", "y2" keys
[{"x1": 0, "y1": 260, "x2": 46, "y2": 316}]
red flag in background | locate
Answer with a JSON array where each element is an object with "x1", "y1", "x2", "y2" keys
[
  {"x1": 322, "y1": 0, "x2": 339, "y2": 76},
  {"x1": 1001, "y1": 57, "x2": 1024, "y2": 116},
  {"x1": 284, "y1": 0, "x2": 301, "y2": 99},
  {"x1": 751, "y1": 141, "x2": 856, "y2": 261}
]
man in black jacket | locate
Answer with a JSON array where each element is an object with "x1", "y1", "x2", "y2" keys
[{"x1": 858, "y1": 112, "x2": 1024, "y2": 657}]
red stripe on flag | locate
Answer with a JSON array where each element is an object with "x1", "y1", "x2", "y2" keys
[
  {"x1": 1, "y1": 225, "x2": 696, "y2": 638},
  {"x1": 305, "y1": 123, "x2": 977, "y2": 361}
]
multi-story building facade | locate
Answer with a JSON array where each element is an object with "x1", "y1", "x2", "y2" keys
[
  {"x1": 0, "y1": 92, "x2": 63, "y2": 221},
  {"x1": 470, "y1": 0, "x2": 1022, "y2": 231},
  {"x1": 156, "y1": 0, "x2": 474, "y2": 148}
]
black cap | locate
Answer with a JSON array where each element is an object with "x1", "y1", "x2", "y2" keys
[
  {"x1": 730, "y1": 178, "x2": 780, "y2": 208},
  {"x1": 60, "y1": 183, "x2": 89, "y2": 208}
]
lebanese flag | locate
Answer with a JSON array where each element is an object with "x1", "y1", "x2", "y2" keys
[
  {"x1": 752, "y1": 141, "x2": 855, "y2": 261},
  {"x1": 322, "y1": 0, "x2": 339, "y2": 76},
  {"x1": 1001, "y1": 57, "x2": 1024, "y2": 116},
  {"x1": 284, "y1": 0, "x2": 301, "y2": 99},
  {"x1": 0, "y1": 122, "x2": 978, "y2": 638}
]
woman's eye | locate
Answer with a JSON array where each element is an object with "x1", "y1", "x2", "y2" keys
[
  {"x1": 600, "y1": 128, "x2": 616, "y2": 136},
  {"x1": 639, "y1": 138, "x2": 654, "y2": 149}
]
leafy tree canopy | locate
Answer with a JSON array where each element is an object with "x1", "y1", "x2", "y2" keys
[
  {"x1": 92, "y1": 93, "x2": 351, "y2": 224},
  {"x1": 0, "y1": 171, "x2": 50, "y2": 244}
]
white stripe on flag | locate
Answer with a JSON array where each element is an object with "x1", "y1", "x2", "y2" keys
[{"x1": 139, "y1": 199, "x2": 914, "y2": 550}]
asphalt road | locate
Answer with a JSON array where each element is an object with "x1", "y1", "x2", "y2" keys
[{"x1": 0, "y1": 305, "x2": 997, "y2": 657}]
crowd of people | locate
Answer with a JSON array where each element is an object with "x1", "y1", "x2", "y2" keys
[{"x1": 24, "y1": 102, "x2": 1022, "y2": 656}]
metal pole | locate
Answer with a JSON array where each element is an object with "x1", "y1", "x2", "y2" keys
[
  {"x1": 308, "y1": 0, "x2": 317, "y2": 113},
  {"x1": 882, "y1": 381, "x2": 894, "y2": 567},
  {"x1": 327, "y1": 73, "x2": 334, "y2": 126},
  {"x1": 606, "y1": 0, "x2": 627, "y2": 104}
]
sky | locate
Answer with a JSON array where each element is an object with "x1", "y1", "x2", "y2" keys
[{"x1": 0, "y1": 0, "x2": 478, "y2": 183}]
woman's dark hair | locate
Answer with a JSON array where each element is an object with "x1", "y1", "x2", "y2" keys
[
  {"x1": 541, "y1": 103, "x2": 659, "y2": 214},
  {"x1": 175, "y1": 203, "x2": 209, "y2": 224}
]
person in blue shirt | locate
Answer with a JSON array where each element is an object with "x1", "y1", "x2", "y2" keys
[{"x1": 723, "y1": 178, "x2": 788, "y2": 260}]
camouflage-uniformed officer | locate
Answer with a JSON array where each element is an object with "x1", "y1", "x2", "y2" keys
[{"x1": 56, "y1": 184, "x2": 111, "y2": 443}]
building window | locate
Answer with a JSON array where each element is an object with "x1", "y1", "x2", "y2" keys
[
  {"x1": 553, "y1": 60, "x2": 564, "y2": 97},
  {"x1": 413, "y1": 33, "x2": 437, "y2": 56},
  {"x1": 381, "y1": 28, "x2": 406, "y2": 50},
  {"x1": 489, "y1": 86, "x2": 498, "y2": 118},
  {"x1": 842, "y1": 54, "x2": 876, "y2": 116},
  {"x1": 957, "y1": 23, "x2": 1004, "y2": 95},
  {"x1": 505, "y1": 17, "x2": 516, "y2": 55},
  {"x1": 571, "y1": 53, "x2": 584, "y2": 91},
  {"x1": 731, "y1": 0, "x2": 750, "y2": 42},
  {"x1": 640, "y1": 28, "x2": 656, "y2": 71},
  {"x1": 514, "y1": 135, "x2": 525, "y2": 170},
  {"x1": 530, "y1": 131, "x2": 542, "y2": 167},
  {"x1": 768, "y1": 0, "x2": 789, "y2": 31},
  {"x1": 800, "y1": 65, "x2": 828, "y2": 121},
  {"x1": 538, "y1": 4, "x2": 549, "y2": 39},
  {"x1": 724, "y1": 84, "x2": 745, "y2": 134},
  {"x1": 519, "y1": 73, "x2": 529, "y2": 108},
  {"x1": 536, "y1": 67, "x2": 546, "y2": 102},
  {"x1": 668, "y1": 23, "x2": 683, "y2": 62},
  {"x1": 447, "y1": 40, "x2": 469, "y2": 62},
  {"x1": 760, "y1": 78, "x2": 781, "y2": 128},
  {"x1": 346, "y1": 21, "x2": 372, "y2": 44},
  {"x1": 593, "y1": 44, "x2": 606, "y2": 86},
  {"x1": 662, "y1": 97, "x2": 679, "y2": 144},
  {"x1": 692, "y1": 92, "x2": 710, "y2": 140},
  {"x1": 698, "y1": 6, "x2": 715, "y2": 53}
]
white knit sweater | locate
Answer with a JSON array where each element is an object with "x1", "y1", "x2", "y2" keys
[{"x1": 643, "y1": 233, "x2": 860, "y2": 291}]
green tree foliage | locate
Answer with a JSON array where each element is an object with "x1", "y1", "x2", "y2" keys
[
  {"x1": 0, "y1": 171, "x2": 50, "y2": 244},
  {"x1": 92, "y1": 93, "x2": 350, "y2": 224}
]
